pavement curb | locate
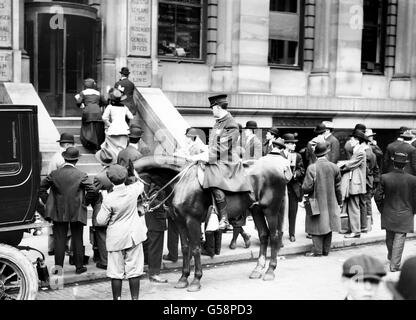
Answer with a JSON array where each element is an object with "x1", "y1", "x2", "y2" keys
[{"x1": 58, "y1": 233, "x2": 416, "y2": 287}]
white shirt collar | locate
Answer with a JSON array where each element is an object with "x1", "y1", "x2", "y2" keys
[{"x1": 63, "y1": 163, "x2": 76, "y2": 168}]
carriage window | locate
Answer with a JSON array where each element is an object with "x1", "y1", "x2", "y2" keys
[{"x1": 0, "y1": 115, "x2": 21, "y2": 174}]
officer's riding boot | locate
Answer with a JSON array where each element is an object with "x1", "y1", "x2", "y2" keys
[{"x1": 212, "y1": 189, "x2": 229, "y2": 230}]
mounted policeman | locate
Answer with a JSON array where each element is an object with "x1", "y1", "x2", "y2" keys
[{"x1": 194, "y1": 94, "x2": 253, "y2": 230}]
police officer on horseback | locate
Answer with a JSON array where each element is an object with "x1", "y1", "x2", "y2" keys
[{"x1": 198, "y1": 95, "x2": 253, "y2": 230}]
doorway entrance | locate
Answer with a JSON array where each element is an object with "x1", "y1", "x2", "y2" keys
[{"x1": 25, "y1": 2, "x2": 99, "y2": 117}]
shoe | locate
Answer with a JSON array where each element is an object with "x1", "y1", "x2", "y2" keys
[
  {"x1": 163, "y1": 255, "x2": 178, "y2": 263},
  {"x1": 201, "y1": 248, "x2": 214, "y2": 258},
  {"x1": 96, "y1": 263, "x2": 107, "y2": 270},
  {"x1": 323, "y1": 252, "x2": 329, "y2": 257},
  {"x1": 48, "y1": 251, "x2": 54, "y2": 256},
  {"x1": 361, "y1": 228, "x2": 368, "y2": 233},
  {"x1": 75, "y1": 267, "x2": 87, "y2": 275},
  {"x1": 229, "y1": 241, "x2": 237, "y2": 250},
  {"x1": 69, "y1": 256, "x2": 74, "y2": 266},
  {"x1": 344, "y1": 233, "x2": 361, "y2": 239},
  {"x1": 306, "y1": 234, "x2": 312, "y2": 239},
  {"x1": 305, "y1": 252, "x2": 322, "y2": 257},
  {"x1": 219, "y1": 218, "x2": 230, "y2": 231},
  {"x1": 149, "y1": 275, "x2": 168, "y2": 283},
  {"x1": 289, "y1": 235, "x2": 296, "y2": 243},
  {"x1": 339, "y1": 230, "x2": 350, "y2": 235}
]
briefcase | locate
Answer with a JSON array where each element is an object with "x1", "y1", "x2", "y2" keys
[{"x1": 304, "y1": 196, "x2": 320, "y2": 216}]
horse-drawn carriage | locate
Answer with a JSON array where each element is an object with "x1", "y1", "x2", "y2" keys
[{"x1": 0, "y1": 105, "x2": 49, "y2": 300}]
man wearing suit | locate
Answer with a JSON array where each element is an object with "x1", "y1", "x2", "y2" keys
[
  {"x1": 263, "y1": 127, "x2": 279, "y2": 156},
  {"x1": 243, "y1": 121, "x2": 262, "y2": 160},
  {"x1": 344, "y1": 124, "x2": 366, "y2": 160},
  {"x1": 303, "y1": 142, "x2": 342, "y2": 257},
  {"x1": 322, "y1": 122, "x2": 340, "y2": 164},
  {"x1": 366, "y1": 129, "x2": 384, "y2": 173},
  {"x1": 141, "y1": 173, "x2": 169, "y2": 283},
  {"x1": 117, "y1": 127, "x2": 144, "y2": 168},
  {"x1": 339, "y1": 130, "x2": 368, "y2": 239},
  {"x1": 114, "y1": 67, "x2": 137, "y2": 118},
  {"x1": 392, "y1": 131, "x2": 416, "y2": 176},
  {"x1": 39, "y1": 147, "x2": 95, "y2": 274},
  {"x1": 282, "y1": 134, "x2": 305, "y2": 242},
  {"x1": 383, "y1": 127, "x2": 410, "y2": 173},
  {"x1": 375, "y1": 153, "x2": 416, "y2": 272},
  {"x1": 91, "y1": 148, "x2": 118, "y2": 270}
]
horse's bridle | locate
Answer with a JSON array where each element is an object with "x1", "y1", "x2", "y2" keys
[{"x1": 138, "y1": 162, "x2": 196, "y2": 214}]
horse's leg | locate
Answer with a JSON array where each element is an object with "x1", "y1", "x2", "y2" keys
[
  {"x1": 249, "y1": 205, "x2": 269, "y2": 279},
  {"x1": 187, "y1": 218, "x2": 203, "y2": 292},
  {"x1": 174, "y1": 219, "x2": 191, "y2": 289},
  {"x1": 263, "y1": 198, "x2": 285, "y2": 281}
]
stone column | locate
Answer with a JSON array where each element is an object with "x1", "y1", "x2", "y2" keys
[
  {"x1": 211, "y1": 0, "x2": 235, "y2": 92},
  {"x1": 101, "y1": 0, "x2": 119, "y2": 91},
  {"x1": 308, "y1": 0, "x2": 332, "y2": 96},
  {"x1": 236, "y1": 0, "x2": 270, "y2": 92},
  {"x1": 303, "y1": 0, "x2": 315, "y2": 72},
  {"x1": 19, "y1": 0, "x2": 29, "y2": 83},
  {"x1": 385, "y1": 0, "x2": 397, "y2": 79},
  {"x1": 390, "y1": 0, "x2": 413, "y2": 99},
  {"x1": 334, "y1": 0, "x2": 363, "y2": 97},
  {"x1": 0, "y1": 0, "x2": 17, "y2": 83}
]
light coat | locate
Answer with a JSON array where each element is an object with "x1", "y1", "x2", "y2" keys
[
  {"x1": 302, "y1": 158, "x2": 343, "y2": 235},
  {"x1": 102, "y1": 105, "x2": 134, "y2": 136},
  {"x1": 341, "y1": 144, "x2": 367, "y2": 195},
  {"x1": 96, "y1": 181, "x2": 147, "y2": 252}
]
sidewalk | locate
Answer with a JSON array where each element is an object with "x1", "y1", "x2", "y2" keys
[{"x1": 20, "y1": 201, "x2": 416, "y2": 286}]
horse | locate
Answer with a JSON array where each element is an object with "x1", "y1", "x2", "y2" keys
[{"x1": 135, "y1": 155, "x2": 289, "y2": 292}]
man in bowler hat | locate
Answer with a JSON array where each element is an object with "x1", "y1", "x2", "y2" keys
[
  {"x1": 282, "y1": 133, "x2": 305, "y2": 242},
  {"x1": 39, "y1": 147, "x2": 95, "y2": 274},
  {"x1": 386, "y1": 256, "x2": 416, "y2": 300},
  {"x1": 375, "y1": 152, "x2": 416, "y2": 272},
  {"x1": 263, "y1": 128, "x2": 279, "y2": 156},
  {"x1": 243, "y1": 121, "x2": 262, "y2": 160},
  {"x1": 115, "y1": 67, "x2": 137, "y2": 116}
]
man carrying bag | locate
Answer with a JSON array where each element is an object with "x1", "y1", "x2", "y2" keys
[{"x1": 302, "y1": 142, "x2": 343, "y2": 257}]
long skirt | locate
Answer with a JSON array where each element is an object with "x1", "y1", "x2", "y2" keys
[
  {"x1": 80, "y1": 120, "x2": 105, "y2": 151},
  {"x1": 80, "y1": 105, "x2": 105, "y2": 151},
  {"x1": 101, "y1": 135, "x2": 129, "y2": 158}
]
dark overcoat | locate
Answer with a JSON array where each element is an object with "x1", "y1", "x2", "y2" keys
[
  {"x1": 92, "y1": 168, "x2": 113, "y2": 226},
  {"x1": 325, "y1": 134, "x2": 340, "y2": 164},
  {"x1": 283, "y1": 152, "x2": 305, "y2": 201},
  {"x1": 393, "y1": 142, "x2": 416, "y2": 176},
  {"x1": 374, "y1": 169, "x2": 416, "y2": 233},
  {"x1": 203, "y1": 113, "x2": 252, "y2": 192},
  {"x1": 39, "y1": 165, "x2": 95, "y2": 225},
  {"x1": 302, "y1": 158, "x2": 343, "y2": 235},
  {"x1": 383, "y1": 139, "x2": 403, "y2": 173},
  {"x1": 114, "y1": 78, "x2": 137, "y2": 114}
]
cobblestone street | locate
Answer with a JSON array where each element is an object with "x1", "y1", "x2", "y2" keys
[{"x1": 36, "y1": 239, "x2": 416, "y2": 300}]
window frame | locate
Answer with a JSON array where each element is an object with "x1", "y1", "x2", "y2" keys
[
  {"x1": 361, "y1": 0, "x2": 388, "y2": 75},
  {"x1": 0, "y1": 115, "x2": 22, "y2": 176},
  {"x1": 157, "y1": 0, "x2": 208, "y2": 63},
  {"x1": 268, "y1": 0, "x2": 305, "y2": 70}
]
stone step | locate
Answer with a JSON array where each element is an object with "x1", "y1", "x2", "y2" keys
[
  {"x1": 52, "y1": 117, "x2": 82, "y2": 127},
  {"x1": 76, "y1": 163, "x2": 104, "y2": 175},
  {"x1": 55, "y1": 126, "x2": 80, "y2": 136}
]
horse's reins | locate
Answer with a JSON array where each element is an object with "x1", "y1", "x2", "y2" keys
[{"x1": 139, "y1": 163, "x2": 196, "y2": 214}]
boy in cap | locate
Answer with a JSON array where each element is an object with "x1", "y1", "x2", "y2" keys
[
  {"x1": 375, "y1": 152, "x2": 416, "y2": 272},
  {"x1": 342, "y1": 255, "x2": 386, "y2": 300},
  {"x1": 97, "y1": 165, "x2": 147, "y2": 300}
]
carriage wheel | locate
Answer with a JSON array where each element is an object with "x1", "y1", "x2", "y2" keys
[{"x1": 0, "y1": 244, "x2": 38, "y2": 300}]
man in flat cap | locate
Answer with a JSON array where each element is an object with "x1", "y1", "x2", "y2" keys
[
  {"x1": 197, "y1": 94, "x2": 252, "y2": 230},
  {"x1": 342, "y1": 255, "x2": 387, "y2": 300},
  {"x1": 375, "y1": 152, "x2": 416, "y2": 272}
]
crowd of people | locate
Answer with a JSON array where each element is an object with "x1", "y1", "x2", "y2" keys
[{"x1": 36, "y1": 77, "x2": 416, "y2": 300}]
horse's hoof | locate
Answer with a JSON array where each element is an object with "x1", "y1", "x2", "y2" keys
[
  {"x1": 249, "y1": 270, "x2": 263, "y2": 279},
  {"x1": 187, "y1": 282, "x2": 201, "y2": 292},
  {"x1": 263, "y1": 271, "x2": 275, "y2": 281},
  {"x1": 174, "y1": 279, "x2": 189, "y2": 289}
]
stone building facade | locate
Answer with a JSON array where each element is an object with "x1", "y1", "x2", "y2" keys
[{"x1": 1, "y1": 0, "x2": 416, "y2": 154}]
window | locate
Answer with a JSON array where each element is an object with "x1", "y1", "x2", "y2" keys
[
  {"x1": 158, "y1": 0, "x2": 206, "y2": 61},
  {"x1": 361, "y1": 0, "x2": 387, "y2": 74},
  {"x1": 0, "y1": 115, "x2": 21, "y2": 174},
  {"x1": 269, "y1": 0, "x2": 304, "y2": 68}
]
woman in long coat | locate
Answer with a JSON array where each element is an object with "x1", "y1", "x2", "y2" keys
[
  {"x1": 100, "y1": 88, "x2": 134, "y2": 157},
  {"x1": 302, "y1": 142, "x2": 343, "y2": 256},
  {"x1": 75, "y1": 78, "x2": 106, "y2": 151}
]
